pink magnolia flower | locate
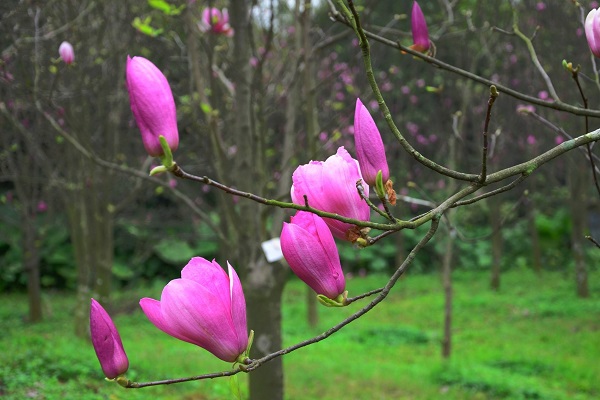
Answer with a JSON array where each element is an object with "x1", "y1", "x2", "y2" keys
[
  {"x1": 199, "y1": 8, "x2": 234, "y2": 37},
  {"x1": 354, "y1": 98, "x2": 389, "y2": 187},
  {"x1": 58, "y1": 41, "x2": 74, "y2": 65},
  {"x1": 281, "y1": 211, "x2": 345, "y2": 300},
  {"x1": 586, "y1": 8, "x2": 600, "y2": 58},
  {"x1": 126, "y1": 56, "x2": 179, "y2": 157},
  {"x1": 139, "y1": 257, "x2": 248, "y2": 363},
  {"x1": 410, "y1": 2, "x2": 430, "y2": 52},
  {"x1": 90, "y1": 299, "x2": 129, "y2": 379},
  {"x1": 291, "y1": 147, "x2": 370, "y2": 241}
]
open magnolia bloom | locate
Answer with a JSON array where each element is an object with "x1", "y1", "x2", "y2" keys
[
  {"x1": 281, "y1": 211, "x2": 346, "y2": 301},
  {"x1": 291, "y1": 146, "x2": 370, "y2": 241},
  {"x1": 126, "y1": 56, "x2": 179, "y2": 157},
  {"x1": 139, "y1": 257, "x2": 249, "y2": 363},
  {"x1": 90, "y1": 299, "x2": 129, "y2": 379},
  {"x1": 198, "y1": 7, "x2": 234, "y2": 37}
]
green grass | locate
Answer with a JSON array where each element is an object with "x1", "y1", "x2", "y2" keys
[{"x1": 1, "y1": 269, "x2": 599, "y2": 399}]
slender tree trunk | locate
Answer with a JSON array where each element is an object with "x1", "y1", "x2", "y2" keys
[
  {"x1": 441, "y1": 132, "x2": 456, "y2": 359},
  {"x1": 441, "y1": 230, "x2": 453, "y2": 359},
  {"x1": 23, "y1": 213, "x2": 43, "y2": 323},
  {"x1": 229, "y1": 1, "x2": 287, "y2": 398},
  {"x1": 526, "y1": 197, "x2": 542, "y2": 275},
  {"x1": 569, "y1": 155, "x2": 589, "y2": 298},
  {"x1": 489, "y1": 194, "x2": 502, "y2": 291}
]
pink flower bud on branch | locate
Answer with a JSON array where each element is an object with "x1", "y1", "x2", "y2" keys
[
  {"x1": 585, "y1": 8, "x2": 600, "y2": 58},
  {"x1": 281, "y1": 211, "x2": 346, "y2": 301},
  {"x1": 126, "y1": 56, "x2": 179, "y2": 158},
  {"x1": 354, "y1": 98, "x2": 389, "y2": 187},
  {"x1": 410, "y1": 2, "x2": 430, "y2": 53},
  {"x1": 90, "y1": 299, "x2": 129, "y2": 380}
]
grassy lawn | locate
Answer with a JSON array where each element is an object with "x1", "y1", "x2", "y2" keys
[{"x1": 1, "y1": 268, "x2": 599, "y2": 399}]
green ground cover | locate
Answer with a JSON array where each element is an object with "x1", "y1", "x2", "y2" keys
[{"x1": 1, "y1": 268, "x2": 599, "y2": 399}]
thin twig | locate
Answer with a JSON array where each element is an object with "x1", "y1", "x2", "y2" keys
[
  {"x1": 585, "y1": 235, "x2": 600, "y2": 249},
  {"x1": 480, "y1": 86, "x2": 499, "y2": 183},
  {"x1": 328, "y1": 13, "x2": 600, "y2": 118},
  {"x1": 570, "y1": 67, "x2": 600, "y2": 197},
  {"x1": 356, "y1": 180, "x2": 390, "y2": 220},
  {"x1": 451, "y1": 174, "x2": 528, "y2": 208}
]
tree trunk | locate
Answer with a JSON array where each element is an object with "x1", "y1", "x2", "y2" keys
[
  {"x1": 245, "y1": 259, "x2": 286, "y2": 400},
  {"x1": 441, "y1": 231, "x2": 453, "y2": 359},
  {"x1": 23, "y1": 213, "x2": 43, "y2": 323},
  {"x1": 489, "y1": 194, "x2": 502, "y2": 291},
  {"x1": 569, "y1": 155, "x2": 589, "y2": 298},
  {"x1": 526, "y1": 197, "x2": 542, "y2": 276},
  {"x1": 229, "y1": 1, "x2": 288, "y2": 398}
]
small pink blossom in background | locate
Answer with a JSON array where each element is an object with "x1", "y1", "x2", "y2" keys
[
  {"x1": 58, "y1": 41, "x2": 74, "y2": 65},
  {"x1": 168, "y1": 179, "x2": 177, "y2": 188},
  {"x1": 593, "y1": 1, "x2": 600, "y2": 9},
  {"x1": 416, "y1": 134, "x2": 428, "y2": 145},
  {"x1": 352, "y1": 38, "x2": 359, "y2": 47},
  {"x1": 416, "y1": 79, "x2": 425, "y2": 88},
  {"x1": 228, "y1": 145, "x2": 238, "y2": 156},
  {"x1": 410, "y1": 95, "x2": 419, "y2": 105},
  {"x1": 140, "y1": 258, "x2": 248, "y2": 363},
  {"x1": 505, "y1": 43, "x2": 514, "y2": 52},
  {"x1": 319, "y1": 132, "x2": 328, "y2": 142},
  {"x1": 198, "y1": 8, "x2": 234, "y2": 37},
  {"x1": 287, "y1": 26, "x2": 295, "y2": 35},
  {"x1": 527, "y1": 135, "x2": 537, "y2": 145},
  {"x1": 368, "y1": 100, "x2": 379, "y2": 110},
  {"x1": 555, "y1": 136, "x2": 565, "y2": 145},
  {"x1": 510, "y1": 54, "x2": 518, "y2": 64},
  {"x1": 536, "y1": 2, "x2": 546, "y2": 11},
  {"x1": 335, "y1": 91, "x2": 345, "y2": 101},
  {"x1": 381, "y1": 81, "x2": 393, "y2": 92},
  {"x1": 537, "y1": 90, "x2": 549, "y2": 100},
  {"x1": 36, "y1": 201, "x2": 48, "y2": 213},
  {"x1": 389, "y1": 65, "x2": 399, "y2": 75},
  {"x1": 401, "y1": 85, "x2": 411, "y2": 95},
  {"x1": 249, "y1": 57, "x2": 258, "y2": 68},
  {"x1": 437, "y1": 180, "x2": 446, "y2": 189},
  {"x1": 400, "y1": 187, "x2": 409, "y2": 196},
  {"x1": 429, "y1": 134, "x2": 438, "y2": 143},
  {"x1": 577, "y1": 27, "x2": 583, "y2": 37},
  {"x1": 406, "y1": 121, "x2": 419, "y2": 135},
  {"x1": 202, "y1": 185, "x2": 211, "y2": 193}
]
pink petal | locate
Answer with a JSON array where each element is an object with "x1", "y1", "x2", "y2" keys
[{"x1": 161, "y1": 279, "x2": 242, "y2": 362}]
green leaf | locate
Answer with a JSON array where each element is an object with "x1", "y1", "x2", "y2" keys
[
  {"x1": 153, "y1": 239, "x2": 197, "y2": 264},
  {"x1": 132, "y1": 17, "x2": 164, "y2": 37},
  {"x1": 147, "y1": 0, "x2": 171, "y2": 13}
]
